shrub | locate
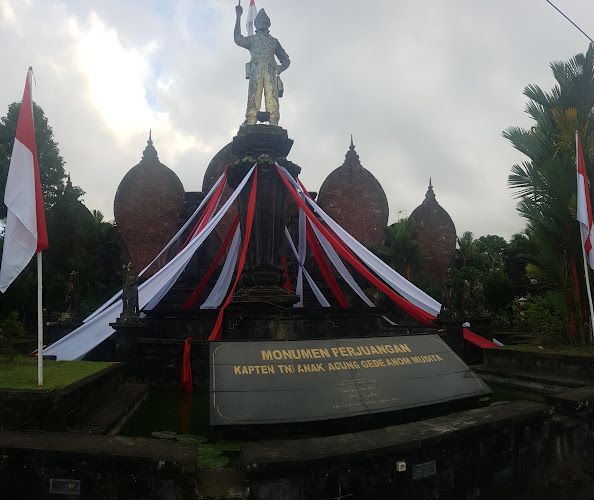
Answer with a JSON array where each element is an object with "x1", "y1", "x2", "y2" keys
[
  {"x1": 483, "y1": 270, "x2": 514, "y2": 313},
  {"x1": 0, "y1": 311, "x2": 25, "y2": 362},
  {"x1": 514, "y1": 291, "x2": 570, "y2": 346}
]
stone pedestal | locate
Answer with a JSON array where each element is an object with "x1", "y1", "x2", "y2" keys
[
  {"x1": 468, "y1": 316, "x2": 494, "y2": 342},
  {"x1": 436, "y1": 318, "x2": 465, "y2": 359},
  {"x1": 228, "y1": 125, "x2": 301, "y2": 305},
  {"x1": 111, "y1": 318, "x2": 143, "y2": 363}
]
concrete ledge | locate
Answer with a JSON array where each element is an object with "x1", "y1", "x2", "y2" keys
[
  {"x1": 483, "y1": 348, "x2": 594, "y2": 381},
  {"x1": 546, "y1": 386, "x2": 594, "y2": 419},
  {"x1": 0, "y1": 431, "x2": 196, "y2": 472},
  {"x1": 472, "y1": 365, "x2": 587, "y2": 393},
  {"x1": 0, "y1": 431, "x2": 196, "y2": 499},
  {"x1": 241, "y1": 400, "x2": 554, "y2": 479},
  {"x1": 0, "y1": 362, "x2": 125, "y2": 431}
]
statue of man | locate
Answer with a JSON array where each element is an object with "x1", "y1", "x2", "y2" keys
[
  {"x1": 234, "y1": 5, "x2": 290, "y2": 126},
  {"x1": 121, "y1": 263, "x2": 139, "y2": 318}
]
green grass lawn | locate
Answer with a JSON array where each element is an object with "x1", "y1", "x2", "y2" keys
[
  {"x1": 0, "y1": 355, "x2": 114, "y2": 390},
  {"x1": 503, "y1": 344, "x2": 594, "y2": 357}
]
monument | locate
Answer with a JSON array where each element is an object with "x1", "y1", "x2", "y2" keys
[
  {"x1": 103, "y1": 4, "x2": 493, "y2": 427},
  {"x1": 234, "y1": 5, "x2": 290, "y2": 125}
]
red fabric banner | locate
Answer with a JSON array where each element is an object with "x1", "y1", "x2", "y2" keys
[
  {"x1": 290, "y1": 169, "x2": 499, "y2": 348},
  {"x1": 181, "y1": 337, "x2": 193, "y2": 393},
  {"x1": 279, "y1": 167, "x2": 434, "y2": 325},
  {"x1": 208, "y1": 166, "x2": 258, "y2": 341},
  {"x1": 462, "y1": 329, "x2": 496, "y2": 349},
  {"x1": 306, "y1": 220, "x2": 350, "y2": 307},
  {"x1": 182, "y1": 215, "x2": 240, "y2": 310},
  {"x1": 281, "y1": 255, "x2": 294, "y2": 292}
]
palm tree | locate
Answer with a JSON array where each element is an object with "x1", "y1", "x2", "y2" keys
[
  {"x1": 374, "y1": 218, "x2": 423, "y2": 281},
  {"x1": 503, "y1": 44, "x2": 594, "y2": 344},
  {"x1": 457, "y1": 231, "x2": 476, "y2": 268}
]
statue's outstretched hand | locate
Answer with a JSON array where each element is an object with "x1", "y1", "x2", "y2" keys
[{"x1": 235, "y1": 5, "x2": 243, "y2": 16}]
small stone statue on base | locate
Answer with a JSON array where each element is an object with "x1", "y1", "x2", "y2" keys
[
  {"x1": 234, "y1": 5, "x2": 290, "y2": 126},
  {"x1": 64, "y1": 270, "x2": 81, "y2": 318},
  {"x1": 439, "y1": 268, "x2": 458, "y2": 321},
  {"x1": 121, "y1": 263, "x2": 139, "y2": 319}
]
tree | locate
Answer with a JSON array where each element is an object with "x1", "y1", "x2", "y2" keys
[
  {"x1": 373, "y1": 218, "x2": 423, "y2": 281},
  {"x1": 503, "y1": 44, "x2": 594, "y2": 344},
  {"x1": 474, "y1": 234, "x2": 507, "y2": 272},
  {"x1": 456, "y1": 231, "x2": 476, "y2": 267},
  {"x1": 0, "y1": 102, "x2": 68, "y2": 217}
]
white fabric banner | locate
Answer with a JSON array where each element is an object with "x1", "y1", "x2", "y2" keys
[
  {"x1": 285, "y1": 227, "x2": 330, "y2": 307},
  {"x1": 309, "y1": 220, "x2": 375, "y2": 307},
  {"x1": 294, "y1": 206, "x2": 306, "y2": 307},
  {"x1": 45, "y1": 166, "x2": 255, "y2": 360},
  {"x1": 277, "y1": 164, "x2": 441, "y2": 316},
  {"x1": 83, "y1": 172, "x2": 226, "y2": 323},
  {"x1": 0, "y1": 140, "x2": 37, "y2": 292},
  {"x1": 201, "y1": 225, "x2": 241, "y2": 309},
  {"x1": 246, "y1": 0, "x2": 257, "y2": 35}
]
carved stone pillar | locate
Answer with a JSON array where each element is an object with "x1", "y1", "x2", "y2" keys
[{"x1": 227, "y1": 125, "x2": 300, "y2": 304}]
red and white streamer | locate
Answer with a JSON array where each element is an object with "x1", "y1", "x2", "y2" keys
[
  {"x1": 285, "y1": 226, "x2": 330, "y2": 307},
  {"x1": 45, "y1": 166, "x2": 256, "y2": 359}
]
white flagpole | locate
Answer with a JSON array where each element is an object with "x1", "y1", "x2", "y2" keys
[
  {"x1": 577, "y1": 130, "x2": 594, "y2": 342},
  {"x1": 37, "y1": 251, "x2": 43, "y2": 385}
]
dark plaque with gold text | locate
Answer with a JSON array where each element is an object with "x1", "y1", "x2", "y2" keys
[{"x1": 210, "y1": 335, "x2": 491, "y2": 425}]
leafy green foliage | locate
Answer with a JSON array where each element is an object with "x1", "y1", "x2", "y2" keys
[
  {"x1": 474, "y1": 235, "x2": 507, "y2": 272},
  {"x1": 212, "y1": 441, "x2": 241, "y2": 452},
  {"x1": 0, "y1": 312, "x2": 25, "y2": 361},
  {"x1": 0, "y1": 102, "x2": 68, "y2": 216},
  {"x1": 196, "y1": 454, "x2": 229, "y2": 469},
  {"x1": 456, "y1": 231, "x2": 476, "y2": 267},
  {"x1": 150, "y1": 431, "x2": 236, "y2": 470},
  {"x1": 483, "y1": 270, "x2": 514, "y2": 313},
  {"x1": 514, "y1": 292, "x2": 570, "y2": 346},
  {"x1": 372, "y1": 218, "x2": 423, "y2": 281},
  {"x1": 175, "y1": 434, "x2": 208, "y2": 444},
  {"x1": 151, "y1": 431, "x2": 178, "y2": 439},
  {"x1": 416, "y1": 277, "x2": 442, "y2": 302},
  {"x1": 504, "y1": 45, "x2": 594, "y2": 345}
]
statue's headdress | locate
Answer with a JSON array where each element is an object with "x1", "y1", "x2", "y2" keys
[{"x1": 254, "y1": 9, "x2": 271, "y2": 31}]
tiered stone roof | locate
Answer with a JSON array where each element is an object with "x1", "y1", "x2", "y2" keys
[
  {"x1": 317, "y1": 138, "x2": 389, "y2": 247},
  {"x1": 410, "y1": 179, "x2": 456, "y2": 285},
  {"x1": 114, "y1": 132, "x2": 185, "y2": 276}
]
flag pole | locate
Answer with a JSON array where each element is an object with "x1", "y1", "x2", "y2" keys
[
  {"x1": 577, "y1": 130, "x2": 594, "y2": 342},
  {"x1": 37, "y1": 251, "x2": 43, "y2": 385}
]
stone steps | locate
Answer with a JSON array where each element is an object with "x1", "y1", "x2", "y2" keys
[
  {"x1": 76, "y1": 383, "x2": 148, "y2": 435},
  {"x1": 492, "y1": 331, "x2": 534, "y2": 346},
  {"x1": 472, "y1": 365, "x2": 590, "y2": 393}
]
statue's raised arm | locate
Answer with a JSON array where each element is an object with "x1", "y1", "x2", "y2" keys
[
  {"x1": 234, "y1": 7, "x2": 290, "y2": 126},
  {"x1": 234, "y1": 4, "x2": 249, "y2": 49}
]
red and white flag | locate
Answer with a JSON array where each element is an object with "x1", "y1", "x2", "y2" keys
[
  {"x1": 246, "y1": 0, "x2": 257, "y2": 36},
  {"x1": 0, "y1": 67, "x2": 48, "y2": 292},
  {"x1": 577, "y1": 131, "x2": 594, "y2": 270}
]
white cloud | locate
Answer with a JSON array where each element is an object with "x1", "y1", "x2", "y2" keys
[{"x1": 0, "y1": 0, "x2": 592, "y2": 241}]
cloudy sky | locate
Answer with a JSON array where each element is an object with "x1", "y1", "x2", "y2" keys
[{"x1": 1, "y1": 0, "x2": 593, "y2": 240}]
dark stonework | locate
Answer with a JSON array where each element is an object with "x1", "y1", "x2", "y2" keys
[
  {"x1": 114, "y1": 133, "x2": 185, "y2": 276},
  {"x1": 317, "y1": 138, "x2": 389, "y2": 247},
  {"x1": 227, "y1": 125, "x2": 300, "y2": 303},
  {"x1": 231, "y1": 124, "x2": 293, "y2": 158},
  {"x1": 410, "y1": 179, "x2": 456, "y2": 286},
  {"x1": 202, "y1": 143, "x2": 238, "y2": 243}
]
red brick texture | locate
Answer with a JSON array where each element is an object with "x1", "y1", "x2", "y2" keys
[
  {"x1": 114, "y1": 138, "x2": 185, "y2": 276},
  {"x1": 317, "y1": 143, "x2": 389, "y2": 247},
  {"x1": 410, "y1": 183, "x2": 456, "y2": 286}
]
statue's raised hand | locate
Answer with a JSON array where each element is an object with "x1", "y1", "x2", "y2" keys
[{"x1": 235, "y1": 5, "x2": 243, "y2": 16}]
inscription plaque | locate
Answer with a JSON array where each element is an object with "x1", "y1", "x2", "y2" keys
[{"x1": 210, "y1": 335, "x2": 491, "y2": 425}]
